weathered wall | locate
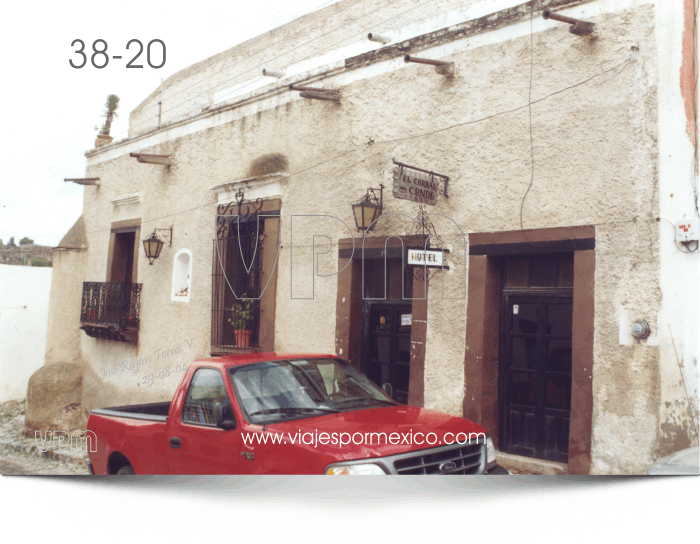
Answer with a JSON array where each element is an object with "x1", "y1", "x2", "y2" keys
[
  {"x1": 0, "y1": 264, "x2": 52, "y2": 402},
  {"x1": 651, "y1": 0, "x2": 700, "y2": 468},
  {"x1": 49, "y1": 0, "x2": 697, "y2": 473},
  {"x1": 44, "y1": 250, "x2": 88, "y2": 366},
  {"x1": 127, "y1": 0, "x2": 552, "y2": 137}
]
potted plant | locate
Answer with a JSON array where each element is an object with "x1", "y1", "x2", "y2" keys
[
  {"x1": 95, "y1": 94, "x2": 120, "y2": 147},
  {"x1": 227, "y1": 297, "x2": 254, "y2": 348}
]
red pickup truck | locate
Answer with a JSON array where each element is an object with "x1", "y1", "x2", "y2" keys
[{"x1": 87, "y1": 353, "x2": 506, "y2": 475}]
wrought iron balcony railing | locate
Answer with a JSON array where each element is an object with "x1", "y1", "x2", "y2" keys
[{"x1": 80, "y1": 282, "x2": 142, "y2": 343}]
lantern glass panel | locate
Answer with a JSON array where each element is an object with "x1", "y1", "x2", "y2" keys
[
  {"x1": 143, "y1": 235, "x2": 164, "y2": 263},
  {"x1": 353, "y1": 200, "x2": 379, "y2": 230},
  {"x1": 364, "y1": 203, "x2": 378, "y2": 228},
  {"x1": 352, "y1": 202, "x2": 365, "y2": 230}
]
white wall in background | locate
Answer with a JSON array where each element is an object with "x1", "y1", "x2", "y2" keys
[{"x1": 0, "y1": 264, "x2": 52, "y2": 402}]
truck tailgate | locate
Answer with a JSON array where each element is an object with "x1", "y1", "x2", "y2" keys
[{"x1": 88, "y1": 412, "x2": 169, "y2": 475}]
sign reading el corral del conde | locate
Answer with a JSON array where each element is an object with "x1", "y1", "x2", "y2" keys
[{"x1": 392, "y1": 160, "x2": 449, "y2": 206}]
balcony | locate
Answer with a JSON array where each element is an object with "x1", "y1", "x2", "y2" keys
[{"x1": 80, "y1": 282, "x2": 142, "y2": 343}]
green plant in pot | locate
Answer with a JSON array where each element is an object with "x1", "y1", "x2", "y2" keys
[{"x1": 227, "y1": 297, "x2": 254, "y2": 347}]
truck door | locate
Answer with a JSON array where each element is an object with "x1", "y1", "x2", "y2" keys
[{"x1": 165, "y1": 367, "x2": 243, "y2": 474}]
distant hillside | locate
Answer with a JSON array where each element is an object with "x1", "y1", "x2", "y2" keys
[{"x1": 0, "y1": 244, "x2": 53, "y2": 266}]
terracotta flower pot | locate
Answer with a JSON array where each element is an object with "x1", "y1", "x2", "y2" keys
[{"x1": 234, "y1": 329, "x2": 251, "y2": 348}]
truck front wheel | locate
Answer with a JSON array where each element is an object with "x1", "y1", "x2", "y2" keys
[{"x1": 116, "y1": 465, "x2": 135, "y2": 475}]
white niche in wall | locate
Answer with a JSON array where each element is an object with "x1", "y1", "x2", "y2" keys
[{"x1": 171, "y1": 249, "x2": 192, "y2": 302}]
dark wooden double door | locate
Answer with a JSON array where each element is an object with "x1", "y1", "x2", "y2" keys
[
  {"x1": 499, "y1": 293, "x2": 573, "y2": 463},
  {"x1": 363, "y1": 302, "x2": 412, "y2": 404}
]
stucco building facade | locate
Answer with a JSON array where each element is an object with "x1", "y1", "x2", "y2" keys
[{"x1": 27, "y1": 0, "x2": 699, "y2": 474}]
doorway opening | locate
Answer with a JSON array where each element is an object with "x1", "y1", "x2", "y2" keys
[
  {"x1": 498, "y1": 254, "x2": 573, "y2": 463},
  {"x1": 109, "y1": 231, "x2": 136, "y2": 284},
  {"x1": 361, "y1": 257, "x2": 413, "y2": 403}
]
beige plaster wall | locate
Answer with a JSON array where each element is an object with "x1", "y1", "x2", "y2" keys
[
  {"x1": 128, "y1": 0, "x2": 535, "y2": 137},
  {"x1": 44, "y1": 250, "x2": 88, "y2": 366},
  {"x1": 68, "y1": 1, "x2": 684, "y2": 472}
]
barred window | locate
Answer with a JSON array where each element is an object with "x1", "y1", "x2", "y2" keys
[{"x1": 212, "y1": 216, "x2": 262, "y2": 348}]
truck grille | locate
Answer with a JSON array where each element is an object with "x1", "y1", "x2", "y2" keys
[{"x1": 392, "y1": 443, "x2": 484, "y2": 475}]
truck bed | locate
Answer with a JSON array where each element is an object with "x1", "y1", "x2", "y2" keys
[
  {"x1": 87, "y1": 403, "x2": 171, "y2": 474},
  {"x1": 91, "y1": 401, "x2": 171, "y2": 422}
]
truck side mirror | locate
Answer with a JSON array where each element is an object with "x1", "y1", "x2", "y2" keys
[
  {"x1": 382, "y1": 383, "x2": 394, "y2": 399},
  {"x1": 213, "y1": 402, "x2": 237, "y2": 431}
]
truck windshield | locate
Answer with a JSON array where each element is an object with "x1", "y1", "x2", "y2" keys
[{"x1": 229, "y1": 358, "x2": 395, "y2": 424}]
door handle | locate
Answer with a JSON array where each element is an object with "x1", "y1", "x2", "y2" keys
[{"x1": 169, "y1": 437, "x2": 182, "y2": 449}]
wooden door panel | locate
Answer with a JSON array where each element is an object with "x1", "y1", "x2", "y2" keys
[
  {"x1": 364, "y1": 303, "x2": 412, "y2": 403},
  {"x1": 500, "y1": 292, "x2": 573, "y2": 462}
]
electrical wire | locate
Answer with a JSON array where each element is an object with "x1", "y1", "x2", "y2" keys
[
  {"x1": 3, "y1": 0, "x2": 439, "y2": 199},
  {"x1": 0, "y1": 0, "x2": 422, "y2": 189},
  {"x1": 81, "y1": 49, "x2": 637, "y2": 238},
  {"x1": 520, "y1": 1, "x2": 536, "y2": 238},
  {"x1": 0, "y1": 0, "x2": 348, "y2": 181}
]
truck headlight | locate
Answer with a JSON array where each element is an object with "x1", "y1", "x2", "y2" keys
[
  {"x1": 325, "y1": 463, "x2": 387, "y2": 475},
  {"x1": 485, "y1": 436, "x2": 497, "y2": 468}
]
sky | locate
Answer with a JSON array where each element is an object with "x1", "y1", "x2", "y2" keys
[{"x1": 0, "y1": 0, "x2": 342, "y2": 247}]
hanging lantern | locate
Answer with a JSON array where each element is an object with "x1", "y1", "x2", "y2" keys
[
  {"x1": 352, "y1": 185, "x2": 384, "y2": 232},
  {"x1": 142, "y1": 228, "x2": 172, "y2": 265}
]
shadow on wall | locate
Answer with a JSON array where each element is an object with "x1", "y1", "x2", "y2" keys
[{"x1": 248, "y1": 154, "x2": 288, "y2": 177}]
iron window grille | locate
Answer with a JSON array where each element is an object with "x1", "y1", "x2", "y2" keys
[
  {"x1": 212, "y1": 215, "x2": 263, "y2": 349},
  {"x1": 80, "y1": 282, "x2": 142, "y2": 329}
]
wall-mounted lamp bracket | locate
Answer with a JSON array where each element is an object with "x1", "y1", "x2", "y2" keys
[
  {"x1": 153, "y1": 227, "x2": 172, "y2": 247},
  {"x1": 142, "y1": 227, "x2": 172, "y2": 265}
]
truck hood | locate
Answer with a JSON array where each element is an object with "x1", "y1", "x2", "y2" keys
[{"x1": 266, "y1": 404, "x2": 488, "y2": 460}]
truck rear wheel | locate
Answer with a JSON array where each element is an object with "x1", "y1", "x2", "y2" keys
[{"x1": 116, "y1": 465, "x2": 135, "y2": 475}]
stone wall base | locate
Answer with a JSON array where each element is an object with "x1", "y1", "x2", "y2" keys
[{"x1": 24, "y1": 363, "x2": 87, "y2": 435}]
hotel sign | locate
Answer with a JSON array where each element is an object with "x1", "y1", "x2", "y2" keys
[
  {"x1": 407, "y1": 248, "x2": 444, "y2": 268},
  {"x1": 393, "y1": 165, "x2": 441, "y2": 206}
]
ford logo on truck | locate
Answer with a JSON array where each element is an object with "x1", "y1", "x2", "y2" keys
[{"x1": 439, "y1": 462, "x2": 457, "y2": 473}]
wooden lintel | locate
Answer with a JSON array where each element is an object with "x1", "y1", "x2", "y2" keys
[
  {"x1": 290, "y1": 85, "x2": 340, "y2": 94},
  {"x1": 136, "y1": 156, "x2": 172, "y2": 166},
  {"x1": 64, "y1": 177, "x2": 100, "y2": 186},
  {"x1": 129, "y1": 152, "x2": 171, "y2": 158}
]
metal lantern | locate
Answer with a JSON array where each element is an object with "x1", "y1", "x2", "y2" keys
[
  {"x1": 143, "y1": 232, "x2": 164, "y2": 265},
  {"x1": 142, "y1": 227, "x2": 172, "y2": 265},
  {"x1": 352, "y1": 185, "x2": 383, "y2": 232}
]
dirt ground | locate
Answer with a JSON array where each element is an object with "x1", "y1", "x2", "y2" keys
[{"x1": 0, "y1": 399, "x2": 89, "y2": 476}]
